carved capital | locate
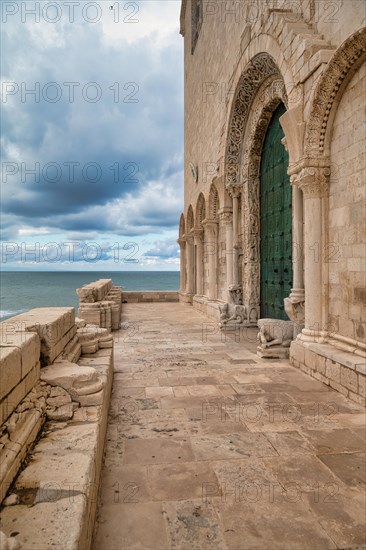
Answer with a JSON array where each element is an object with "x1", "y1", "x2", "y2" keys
[
  {"x1": 296, "y1": 166, "x2": 330, "y2": 198},
  {"x1": 193, "y1": 229, "x2": 204, "y2": 243},
  {"x1": 227, "y1": 184, "x2": 241, "y2": 199},
  {"x1": 219, "y1": 211, "x2": 233, "y2": 225},
  {"x1": 177, "y1": 237, "x2": 186, "y2": 247},
  {"x1": 202, "y1": 217, "x2": 217, "y2": 226},
  {"x1": 202, "y1": 218, "x2": 218, "y2": 235}
]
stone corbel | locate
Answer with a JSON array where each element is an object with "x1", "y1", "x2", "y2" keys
[
  {"x1": 284, "y1": 290, "x2": 305, "y2": 325},
  {"x1": 279, "y1": 104, "x2": 305, "y2": 166}
]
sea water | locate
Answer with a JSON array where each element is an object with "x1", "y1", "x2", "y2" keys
[{"x1": 0, "y1": 271, "x2": 180, "y2": 321}]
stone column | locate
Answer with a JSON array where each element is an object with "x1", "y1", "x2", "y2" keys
[
  {"x1": 202, "y1": 219, "x2": 217, "y2": 300},
  {"x1": 219, "y1": 210, "x2": 233, "y2": 302},
  {"x1": 185, "y1": 234, "x2": 194, "y2": 296},
  {"x1": 194, "y1": 229, "x2": 204, "y2": 296},
  {"x1": 297, "y1": 165, "x2": 329, "y2": 341},
  {"x1": 177, "y1": 237, "x2": 186, "y2": 292},
  {"x1": 284, "y1": 177, "x2": 305, "y2": 326},
  {"x1": 232, "y1": 188, "x2": 240, "y2": 286},
  {"x1": 291, "y1": 181, "x2": 304, "y2": 292},
  {"x1": 226, "y1": 185, "x2": 241, "y2": 285}
]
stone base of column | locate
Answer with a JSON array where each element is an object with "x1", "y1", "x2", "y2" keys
[
  {"x1": 297, "y1": 328, "x2": 328, "y2": 343},
  {"x1": 179, "y1": 292, "x2": 194, "y2": 305}
]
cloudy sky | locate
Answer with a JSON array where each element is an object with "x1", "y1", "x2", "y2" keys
[{"x1": 1, "y1": 0, "x2": 183, "y2": 270}]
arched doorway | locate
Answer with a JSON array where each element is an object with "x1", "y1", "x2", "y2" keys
[{"x1": 260, "y1": 103, "x2": 292, "y2": 319}]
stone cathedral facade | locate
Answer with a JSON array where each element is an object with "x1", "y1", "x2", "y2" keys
[{"x1": 178, "y1": 1, "x2": 366, "y2": 402}]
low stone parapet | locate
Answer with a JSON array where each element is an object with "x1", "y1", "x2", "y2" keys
[
  {"x1": 76, "y1": 279, "x2": 112, "y2": 303},
  {"x1": 1, "y1": 308, "x2": 75, "y2": 367},
  {"x1": 123, "y1": 291, "x2": 179, "y2": 303},
  {"x1": 77, "y1": 279, "x2": 122, "y2": 330},
  {"x1": 0, "y1": 281, "x2": 118, "y2": 548},
  {"x1": 0, "y1": 346, "x2": 113, "y2": 550}
]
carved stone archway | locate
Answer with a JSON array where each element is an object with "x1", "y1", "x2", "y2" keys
[
  {"x1": 225, "y1": 53, "x2": 294, "y2": 323},
  {"x1": 305, "y1": 27, "x2": 366, "y2": 158},
  {"x1": 225, "y1": 53, "x2": 283, "y2": 187},
  {"x1": 291, "y1": 27, "x2": 366, "y2": 340},
  {"x1": 240, "y1": 76, "x2": 289, "y2": 322}
]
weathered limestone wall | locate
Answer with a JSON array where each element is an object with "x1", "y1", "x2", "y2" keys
[
  {"x1": 328, "y1": 61, "x2": 366, "y2": 342},
  {"x1": 0, "y1": 279, "x2": 121, "y2": 548}
]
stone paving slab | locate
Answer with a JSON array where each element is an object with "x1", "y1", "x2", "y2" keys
[{"x1": 92, "y1": 303, "x2": 366, "y2": 550}]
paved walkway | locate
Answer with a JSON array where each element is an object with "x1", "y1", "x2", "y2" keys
[{"x1": 93, "y1": 303, "x2": 366, "y2": 550}]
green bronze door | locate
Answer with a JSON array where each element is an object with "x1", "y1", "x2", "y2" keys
[{"x1": 260, "y1": 103, "x2": 292, "y2": 320}]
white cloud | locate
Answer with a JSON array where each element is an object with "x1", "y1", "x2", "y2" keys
[{"x1": 101, "y1": 1, "x2": 181, "y2": 48}]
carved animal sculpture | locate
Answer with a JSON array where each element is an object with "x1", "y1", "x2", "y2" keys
[{"x1": 257, "y1": 318, "x2": 294, "y2": 348}]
